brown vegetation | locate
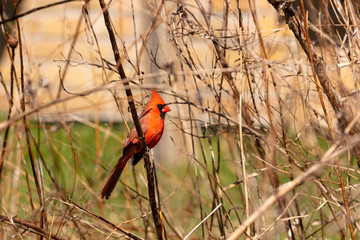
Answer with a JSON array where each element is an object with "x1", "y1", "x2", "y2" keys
[{"x1": 0, "y1": 0, "x2": 360, "y2": 239}]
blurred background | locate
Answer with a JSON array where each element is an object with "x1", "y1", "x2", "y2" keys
[{"x1": 1, "y1": 0, "x2": 360, "y2": 239}]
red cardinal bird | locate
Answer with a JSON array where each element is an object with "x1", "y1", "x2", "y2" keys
[{"x1": 101, "y1": 90, "x2": 171, "y2": 199}]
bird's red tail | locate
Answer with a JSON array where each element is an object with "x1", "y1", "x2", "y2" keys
[{"x1": 101, "y1": 157, "x2": 128, "y2": 199}]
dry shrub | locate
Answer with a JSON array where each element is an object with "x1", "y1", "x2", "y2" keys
[{"x1": 0, "y1": 0, "x2": 360, "y2": 239}]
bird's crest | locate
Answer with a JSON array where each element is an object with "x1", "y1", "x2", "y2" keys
[
  {"x1": 150, "y1": 90, "x2": 165, "y2": 105},
  {"x1": 139, "y1": 90, "x2": 166, "y2": 117}
]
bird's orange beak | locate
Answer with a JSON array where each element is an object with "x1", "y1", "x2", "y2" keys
[{"x1": 162, "y1": 105, "x2": 171, "y2": 113}]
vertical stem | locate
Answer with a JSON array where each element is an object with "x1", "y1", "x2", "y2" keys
[
  {"x1": 97, "y1": 1, "x2": 164, "y2": 238},
  {"x1": 12, "y1": 0, "x2": 47, "y2": 233},
  {"x1": 238, "y1": 72, "x2": 250, "y2": 237}
]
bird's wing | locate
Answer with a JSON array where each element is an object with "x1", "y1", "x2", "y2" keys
[
  {"x1": 122, "y1": 115, "x2": 149, "y2": 151},
  {"x1": 143, "y1": 126, "x2": 163, "y2": 149}
]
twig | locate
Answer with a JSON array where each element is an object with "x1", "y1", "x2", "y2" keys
[
  {"x1": 0, "y1": 215, "x2": 64, "y2": 240},
  {"x1": 248, "y1": 0, "x2": 294, "y2": 237},
  {"x1": 184, "y1": 203, "x2": 223, "y2": 240},
  {"x1": 97, "y1": 0, "x2": 165, "y2": 238},
  {"x1": 67, "y1": 198, "x2": 144, "y2": 240},
  {"x1": 13, "y1": 0, "x2": 47, "y2": 232},
  {"x1": 0, "y1": 0, "x2": 79, "y2": 25}
]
